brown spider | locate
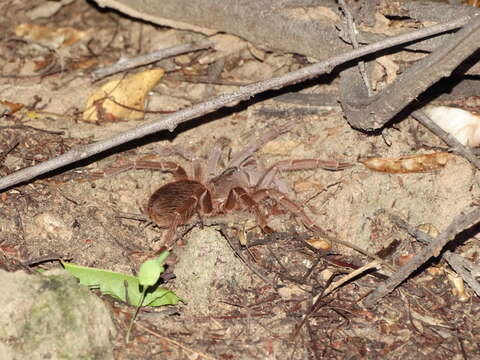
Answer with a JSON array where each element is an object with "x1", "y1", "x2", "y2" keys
[{"x1": 108, "y1": 126, "x2": 351, "y2": 247}]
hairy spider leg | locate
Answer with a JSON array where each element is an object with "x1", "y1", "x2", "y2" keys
[
  {"x1": 223, "y1": 187, "x2": 274, "y2": 233},
  {"x1": 162, "y1": 214, "x2": 183, "y2": 248},
  {"x1": 206, "y1": 137, "x2": 231, "y2": 178},
  {"x1": 226, "y1": 124, "x2": 293, "y2": 169},
  {"x1": 131, "y1": 160, "x2": 188, "y2": 180},
  {"x1": 191, "y1": 159, "x2": 204, "y2": 183},
  {"x1": 255, "y1": 159, "x2": 352, "y2": 189},
  {"x1": 252, "y1": 188, "x2": 324, "y2": 233},
  {"x1": 104, "y1": 156, "x2": 188, "y2": 179}
]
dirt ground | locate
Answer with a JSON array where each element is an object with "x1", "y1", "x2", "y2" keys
[{"x1": 1, "y1": 0, "x2": 479, "y2": 359}]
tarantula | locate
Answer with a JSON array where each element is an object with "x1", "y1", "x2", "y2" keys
[{"x1": 109, "y1": 126, "x2": 350, "y2": 246}]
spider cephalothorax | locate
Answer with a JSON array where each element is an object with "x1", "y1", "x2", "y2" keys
[{"x1": 109, "y1": 126, "x2": 350, "y2": 246}]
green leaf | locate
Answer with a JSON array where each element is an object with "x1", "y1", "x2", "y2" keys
[
  {"x1": 62, "y1": 261, "x2": 180, "y2": 307},
  {"x1": 139, "y1": 259, "x2": 163, "y2": 287}
]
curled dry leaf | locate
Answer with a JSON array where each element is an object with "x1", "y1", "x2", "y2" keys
[
  {"x1": 398, "y1": 253, "x2": 415, "y2": 267},
  {"x1": 361, "y1": 152, "x2": 451, "y2": 173},
  {"x1": 423, "y1": 106, "x2": 480, "y2": 147},
  {"x1": 417, "y1": 223, "x2": 439, "y2": 238},
  {"x1": 306, "y1": 237, "x2": 332, "y2": 251},
  {"x1": 83, "y1": 68, "x2": 164, "y2": 123},
  {"x1": 15, "y1": 23, "x2": 89, "y2": 48},
  {"x1": 0, "y1": 100, "x2": 23, "y2": 115},
  {"x1": 277, "y1": 284, "x2": 309, "y2": 300},
  {"x1": 465, "y1": 0, "x2": 480, "y2": 7},
  {"x1": 427, "y1": 266, "x2": 443, "y2": 277},
  {"x1": 445, "y1": 269, "x2": 470, "y2": 302}
]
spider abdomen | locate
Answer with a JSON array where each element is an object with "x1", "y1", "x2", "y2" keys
[{"x1": 146, "y1": 180, "x2": 209, "y2": 227}]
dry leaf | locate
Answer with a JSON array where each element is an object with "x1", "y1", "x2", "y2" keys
[
  {"x1": 424, "y1": 105, "x2": 480, "y2": 147},
  {"x1": 417, "y1": 223, "x2": 439, "y2": 238},
  {"x1": 277, "y1": 284, "x2": 309, "y2": 300},
  {"x1": 445, "y1": 269, "x2": 470, "y2": 302},
  {"x1": 83, "y1": 68, "x2": 165, "y2": 123},
  {"x1": 72, "y1": 57, "x2": 97, "y2": 70},
  {"x1": 398, "y1": 253, "x2": 415, "y2": 266},
  {"x1": 427, "y1": 266, "x2": 443, "y2": 276},
  {"x1": 465, "y1": 0, "x2": 480, "y2": 7},
  {"x1": 306, "y1": 237, "x2": 331, "y2": 251},
  {"x1": 15, "y1": 23, "x2": 88, "y2": 48},
  {"x1": 0, "y1": 100, "x2": 24, "y2": 115},
  {"x1": 361, "y1": 152, "x2": 451, "y2": 173}
]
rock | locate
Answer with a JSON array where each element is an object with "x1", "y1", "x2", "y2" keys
[{"x1": 0, "y1": 269, "x2": 116, "y2": 360}]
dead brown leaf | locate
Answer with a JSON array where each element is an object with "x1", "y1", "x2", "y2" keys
[
  {"x1": 83, "y1": 68, "x2": 165, "y2": 123},
  {"x1": 15, "y1": 23, "x2": 89, "y2": 48},
  {"x1": 0, "y1": 100, "x2": 24, "y2": 115},
  {"x1": 361, "y1": 152, "x2": 452, "y2": 173}
]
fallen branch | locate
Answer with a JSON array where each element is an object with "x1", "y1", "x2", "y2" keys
[
  {"x1": 340, "y1": 13, "x2": 480, "y2": 130},
  {"x1": 338, "y1": 0, "x2": 372, "y2": 96},
  {"x1": 0, "y1": 16, "x2": 471, "y2": 191},
  {"x1": 363, "y1": 207, "x2": 480, "y2": 307},
  {"x1": 389, "y1": 213, "x2": 480, "y2": 298}
]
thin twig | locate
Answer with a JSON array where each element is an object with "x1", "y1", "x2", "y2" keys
[
  {"x1": 0, "y1": 124, "x2": 65, "y2": 135},
  {"x1": 22, "y1": 254, "x2": 64, "y2": 266},
  {"x1": 0, "y1": 137, "x2": 19, "y2": 164},
  {"x1": 0, "y1": 16, "x2": 471, "y2": 192},
  {"x1": 412, "y1": 110, "x2": 480, "y2": 170},
  {"x1": 363, "y1": 206, "x2": 480, "y2": 306},
  {"x1": 91, "y1": 40, "x2": 213, "y2": 81},
  {"x1": 165, "y1": 74, "x2": 249, "y2": 86},
  {"x1": 337, "y1": 0, "x2": 373, "y2": 96},
  {"x1": 322, "y1": 259, "x2": 382, "y2": 297}
]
